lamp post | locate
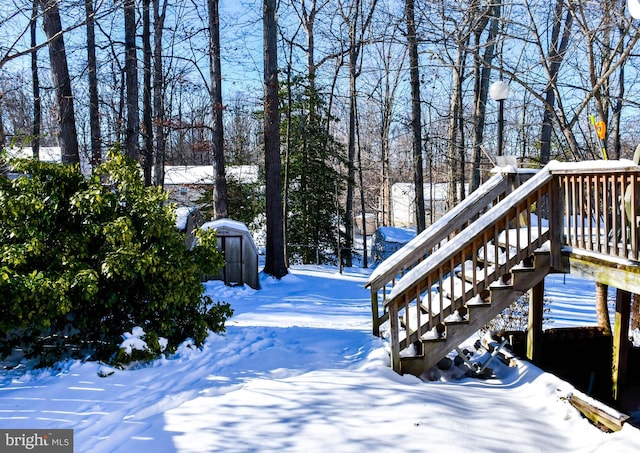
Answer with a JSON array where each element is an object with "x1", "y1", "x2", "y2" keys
[{"x1": 489, "y1": 80, "x2": 510, "y2": 157}]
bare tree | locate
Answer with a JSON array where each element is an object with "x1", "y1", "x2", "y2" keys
[
  {"x1": 85, "y1": 0, "x2": 102, "y2": 168},
  {"x1": 470, "y1": 1, "x2": 501, "y2": 191},
  {"x1": 31, "y1": 1, "x2": 41, "y2": 159},
  {"x1": 536, "y1": 0, "x2": 573, "y2": 165},
  {"x1": 124, "y1": 0, "x2": 140, "y2": 162},
  {"x1": 153, "y1": 0, "x2": 167, "y2": 186},
  {"x1": 263, "y1": 0, "x2": 288, "y2": 278},
  {"x1": 338, "y1": 0, "x2": 378, "y2": 267},
  {"x1": 405, "y1": 0, "x2": 425, "y2": 233},
  {"x1": 208, "y1": 0, "x2": 228, "y2": 219},
  {"x1": 36, "y1": 0, "x2": 79, "y2": 164},
  {"x1": 142, "y1": 0, "x2": 153, "y2": 184}
]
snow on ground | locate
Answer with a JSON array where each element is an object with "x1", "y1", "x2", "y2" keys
[{"x1": 1, "y1": 265, "x2": 640, "y2": 452}]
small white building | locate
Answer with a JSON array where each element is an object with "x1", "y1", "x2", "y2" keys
[{"x1": 391, "y1": 182, "x2": 468, "y2": 227}]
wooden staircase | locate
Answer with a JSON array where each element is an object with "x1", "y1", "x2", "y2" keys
[
  {"x1": 367, "y1": 160, "x2": 640, "y2": 405},
  {"x1": 367, "y1": 166, "x2": 559, "y2": 376}
]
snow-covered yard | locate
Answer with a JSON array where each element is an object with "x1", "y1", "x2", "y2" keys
[{"x1": 1, "y1": 265, "x2": 639, "y2": 452}]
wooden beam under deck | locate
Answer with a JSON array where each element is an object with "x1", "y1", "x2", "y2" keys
[{"x1": 560, "y1": 249, "x2": 640, "y2": 295}]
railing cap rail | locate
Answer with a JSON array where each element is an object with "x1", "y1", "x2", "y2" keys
[
  {"x1": 548, "y1": 159, "x2": 639, "y2": 174},
  {"x1": 385, "y1": 164, "x2": 555, "y2": 306}
]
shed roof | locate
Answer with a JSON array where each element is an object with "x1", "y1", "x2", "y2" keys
[
  {"x1": 164, "y1": 165, "x2": 259, "y2": 185},
  {"x1": 201, "y1": 219, "x2": 258, "y2": 254}
]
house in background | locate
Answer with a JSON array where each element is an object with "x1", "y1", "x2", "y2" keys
[
  {"x1": 371, "y1": 226, "x2": 416, "y2": 263},
  {"x1": 391, "y1": 182, "x2": 468, "y2": 228},
  {"x1": 5, "y1": 146, "x2": 62, "y2": 163},
  {"x1": 163, "y1": 165, "x2": 259, "y2": 207}
]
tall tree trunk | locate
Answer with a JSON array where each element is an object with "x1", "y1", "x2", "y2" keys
[
  {"x1": 38, "y1": 0, "x2": 79, "y2": 165},
  {"x1": 142, "y1": 0, "x2": 153, "y2": 184},
  {"x1": 341, "y1": 0, "x2": 378, "y2": 267},
  {"x1": 263, "y1": 0, "x2": 287, "y2": 278},
  {"x1": 447, "y1": 60, "x2": 463, "y2": 208},
  {"x1": 539, "y1": 0, "x2": 572, "y2": 165},
  {"x1": 124, "y1": 0, "x2": 140, "y2": 162},
  {"x1": 153, "y1": 0, "x2": 167, "y2": 187},
  {"x1": 208, "y1": 0, "x2": 228, "y2": 219},
  {"x1": 405, "y1": 0, "x2": 425, "y2": 233},
  {"x1": 356, "y1": 111, "x2": 368, "y2": 267},
  {"x1": 470, "y1": 2, "x2": 500, "y2": 192},
  {"x1": 31, "y1": 1, "x2": 41, "y2": 160},
  {"x1": 611, "y1": 13, "x2": 627, "y2": 161},
  {"x1": 345, "y1": 45, "x2": 357, "y2": 268},
  {"x1": 85, "y1": 0, "x2": 101, "y2": 168}
]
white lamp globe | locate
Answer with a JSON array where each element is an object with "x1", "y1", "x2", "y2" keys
[
  {"x1": 489, "y1": 80, "x2": 510, "y2": 101},
  {"x1": 630, "y1": 0, "x2": 640, "y2": 19}
]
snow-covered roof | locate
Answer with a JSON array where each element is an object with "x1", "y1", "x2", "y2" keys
[
  {"x1": 164, "y1": 165, "x2": 259, "y2": 185},
  {"x1": 201, "y1": 218, "x2": 250, "y2": 234},
  {"x1": 164, "y1": 166, "x2": 214, "y2": 185},
  {"x1": 5, "y1": 146, "x2": 62, "y2": 163},
  {"x1": 374, "y1": 226, "x2": 415, "y2": 244},
  {"x1": 392, "y1": 182, "x2": 468, "y2": 201}
]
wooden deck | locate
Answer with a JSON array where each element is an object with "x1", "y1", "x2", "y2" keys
[{"x1": 366, "y1": 160, "x2": 640, "y2": 404}]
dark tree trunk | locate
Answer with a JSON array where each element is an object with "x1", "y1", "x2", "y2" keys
[
  {"x1": 124, "y1": 0, "x2": 140, "y2": 162},
  {"x1": 38, "y1": 0, "x2": 79, "y2": 164},
  {"x1": 85, "y1": 0, "x2": 101, "y2": 168},
  {"x1": 263, "y1": 0, "x2": 287, "y2": 279},
  {"x1": 345, "y1": 47, "x2": 357, "y2": 268},
  {"x1": 470, "y1": 3, "x2": 500, "y2": 192},
  {"x1": 405, "y1": 0, "x2": 425, "y2": 233},
  {"x1": 142, "y1": 0, "x2": 153, "y2": 184},
  {"x1": 153, "y1": 0, "x2": 167, "y2": 187},
  {"x1": 31, "y1": 1, "x2": 41, "y2": 160},
  {"x1": 208, "y1": 0, "x2": 228, "y2": 219},
  {"x1": 540, "y1": 0, "x2": 572, "y2": 165}
]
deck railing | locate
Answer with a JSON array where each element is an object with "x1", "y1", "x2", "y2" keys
[{"x1": 554, "y1": 165, "x2": 640, "y2": 262}]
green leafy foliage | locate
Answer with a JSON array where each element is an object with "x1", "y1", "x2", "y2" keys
[
  {"x1": 0, "y1": 148, "x2": 231, "y2": 366},
  {"x1": 199, "y1": 173, "x2": 265, "y2": 228}
]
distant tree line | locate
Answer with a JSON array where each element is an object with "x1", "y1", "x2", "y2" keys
[{"x1": 1, "y1": 0, "x2": 640, "y2": 276}]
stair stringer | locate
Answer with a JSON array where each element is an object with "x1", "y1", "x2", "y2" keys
[{"x1": 399, "y1": 251, "x2": 552, "y2": 377}]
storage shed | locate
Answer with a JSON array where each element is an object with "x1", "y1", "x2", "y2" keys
[
  {"x1": 371, "y1": 226, "x2": 416, "y2": 263},
  {"x1": 200, "y1": 219, "x2": 260, "y2": 289}
]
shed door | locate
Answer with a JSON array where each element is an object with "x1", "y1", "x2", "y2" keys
[{"x1": 221, "y1": 236, "x2": 243, "y2": 286}]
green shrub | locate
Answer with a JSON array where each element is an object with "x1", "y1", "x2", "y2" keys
[{"x1": 0, "y1": 148, "x2": 232, "y2": 366}]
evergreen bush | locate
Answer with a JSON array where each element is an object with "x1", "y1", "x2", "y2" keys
[{"x1": 0, "y1": 148, "x2": 232, "y2": 366}]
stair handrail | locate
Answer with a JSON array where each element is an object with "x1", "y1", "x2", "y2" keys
[{"x1": 386, "y1": 168, "x2": 554, "y2": 301}]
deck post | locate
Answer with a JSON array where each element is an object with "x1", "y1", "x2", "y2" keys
[
  {"x1": 549, "y1": 176, "x2": 564, "y2": 270},
  {"x1": 371, "y1": 290, "x2": 380, "y2": 337},
  {"x1": 526, "y1": 279, "x2": 544, "y2": 363},
  {"x1": 612, "y1": 289, "x2": 631, "y2": 401}
]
